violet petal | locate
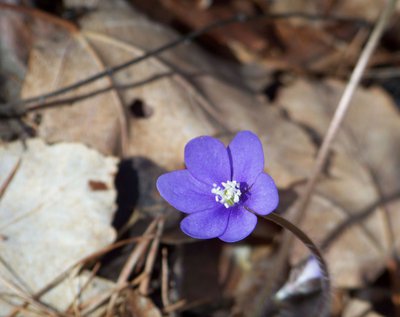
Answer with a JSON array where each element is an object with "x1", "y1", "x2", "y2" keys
[
  {"x1": 219, "y1": 206, "x2": 257, "y2": 242},
  {"x1": 185, "y1": 136, "x2": 230, "y2": 185},
  {"x1": 156, "y1": 170, "x2": 216, "y2": 213},
  {"x1": 180, "y1": 207, "x2": 230, "y2": 239},
  {"x1": 228, "y1": 131, "x2": 264, "y2": 185},
  {"x1": 245, "y1": 172, "x2": 279, "y2": 215}
]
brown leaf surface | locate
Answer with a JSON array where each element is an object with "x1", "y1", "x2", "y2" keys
[
  {"x1": 20, "y1": 25, "x2": 125, "y2": 155},
  {"x1": 14, "y1": 0, "x2": 317, "y2": 190},
  {"x1": 129, "y1": 0, "x2": 349, "y2": 73}
]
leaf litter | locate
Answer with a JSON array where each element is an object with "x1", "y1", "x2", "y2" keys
[{"x1": 0, "y1": 0, "x2": 400, "y2": 316}]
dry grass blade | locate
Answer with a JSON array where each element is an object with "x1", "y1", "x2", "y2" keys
[
  {"x1": 106, "y1": 218, "x2": 160, "y2": 316},
  {"x1": 0, "y1": 158, "x2": 21, "y2": 199},
  {"x1": 0, "y1": 274, "x2": 63, "y2": 317},
  {"x1": 0, "y1": 255, "x2": 32, "y2": 295},
  {"x1": 161, "y1": 248, "x2": 170, "y2": 308},
  {"x1": 4, "y1": 235, "x2": 152, "y2": 317},
  {"x1": 139, "y1": 218, "x2": 165, "y2": 295},
  {"x1": 79, "y1": 273, "x2": 146, "y2": 317},
  {"x1": 163, "y1": 300, "x2": 187, "y2": 314},
  {"x1": 65, "y1": 263, "x2": 101, "y2": 314}
]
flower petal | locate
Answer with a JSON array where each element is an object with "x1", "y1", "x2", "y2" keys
[
  {"x1": 245, "y1": 172, "x2": 279, "y2": 215},
  {"x1": 228, "y1": 131, "x2": 264, "y2": 185},
  {"x1": 184, "y1": 136, "x2": 230, "y2": 185},
  {"x1": 180, "y1": 207, "x2": 230, "y2": 239},
  {"x1": 218, "y1": 206, "x2": 257, "y2": 242},
  {"x1": 156, "y1": 170, "x2": 216, "y2": 213}
]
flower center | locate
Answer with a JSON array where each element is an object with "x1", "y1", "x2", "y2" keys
[{"x1": 211, "y1": 180, "x2": 242, "y2": 208}]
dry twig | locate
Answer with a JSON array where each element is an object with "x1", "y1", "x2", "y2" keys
[
  {"x1": 105, "y1": 218, "x2": 160, "y2": 316},
  {"x1": 139, "y1": 218, "x2": 165, "y2": 295}
]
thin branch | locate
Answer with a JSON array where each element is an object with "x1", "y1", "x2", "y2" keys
[
  {"x1": 161, "y1": 248, "x2": 170, "y2": 309},
  {"x1": 0, "y1": 159, "x2": 21, "y2": 199},
  {"x1": 79, "y1": 273, "x2": 146, "y2": 317},
  {"x1": 0, "y1": 274, "x2": 64, "y2": 317},
  {"x1": 139, "y1": 218, "x2": 165, "y2": 295},
  {"x1": 0, "y1": 73, "x2": 175, "y2": 118},
  {"x1": 5, "y1": 235, "x2": 153, "y2": 317},
  {"x1": 163, "y1": 300, "x2": 187, "y2": 314},
  {"x1": 320, "y1": 191, "x2": 400, "y2": 251},
  {"x1": 65, "y1": 263, "x2": 101, "y2": 314},
  {"x1": 105, "y1": 218, "x2": 160, "y2": 316}
]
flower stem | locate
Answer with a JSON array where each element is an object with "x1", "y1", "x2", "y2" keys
[{"x1": 262, "y1": 212, "x2": 331, "y2": 317}]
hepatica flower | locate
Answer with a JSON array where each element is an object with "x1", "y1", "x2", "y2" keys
[{"x1": 156, "y1": 131, "x2": 279, "y2": 242}]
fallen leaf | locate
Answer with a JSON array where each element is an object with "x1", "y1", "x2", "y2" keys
[
  {"x1": 0, "y1": 138, "x2": 117, "y2": 314},
  {"x1": 12, "y1": 0, "x2": 317, "y2": 189},
  {"x1": 277, "y1": 78, "x2": 400, "y2": 287}
]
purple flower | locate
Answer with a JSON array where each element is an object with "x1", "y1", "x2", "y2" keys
[{"x1": 156, "y1": 131, "x2": 279, "y2": 242}]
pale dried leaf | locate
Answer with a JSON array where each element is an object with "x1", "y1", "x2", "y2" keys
[
  {"x1": 342, "y1": 298, "x2": 384, "y2": 317},
  {"x1": 0, "y1": 138, "x2": 117, "y2": 313}
]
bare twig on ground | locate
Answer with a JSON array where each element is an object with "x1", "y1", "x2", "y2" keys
[
  {"x1": 105, "y1": 218, "x2": 160, "y2": 316},
  {"x1": 163, "y1": 299, "x2": 187, "y2": 314},
  {"x1": 5, "y1": 235, "x2": 153, "y2": 317},
  {"x1": 161, "y1": 248, "x2": 170, "y2": 308},
  {"x1": 0, "y1": 159, "x2": 21, "y2": 199},
  {"x1": 66, "y1": 262, "x2": 101, "y2": 314},
  {"x1": 320, "y1": 191, "x2": 400, "y2": 251},
  {"x1": 139, "y1": 218, "x2": 165, "y2": 295},
  {"x1": 79, "y1": 273, "x2": 146, "y2": 317},
  {"x1": 0, "y1": 274, "x2": 64, "y2": 317}
]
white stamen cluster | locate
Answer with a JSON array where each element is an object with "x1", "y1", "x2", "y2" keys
[{"x1": 211, "y1": 180, "x2": 242, "y2": 208}]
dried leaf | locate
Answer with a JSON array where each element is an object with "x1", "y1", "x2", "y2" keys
[
  {"x1": 278, "y1": 78, "x2": 400, "y2": 287},
  {"x1": 14, "y1": 0, "x2": 317, "y2": 190},
  {"x1": 0, "y1": 138, "x2": 117, "y2": 313}
]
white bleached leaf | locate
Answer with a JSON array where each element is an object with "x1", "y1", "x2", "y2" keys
[{"x1": 0, "y1": 138, "x2": 118, "y2": 314}]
